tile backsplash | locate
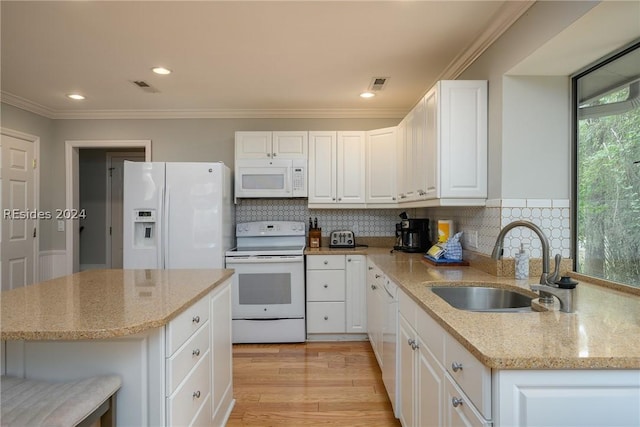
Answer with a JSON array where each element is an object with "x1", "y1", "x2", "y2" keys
[
  {"x1": 235, "y1": 199, "x2": 412, "y2": 237},
  {"x1": 235, "y1": 198, "x2": 571, "y2": 260}
]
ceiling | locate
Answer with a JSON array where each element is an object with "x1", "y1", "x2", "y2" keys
[{"x1": 0, "y1": 1, "x2": 531, "y2": 119}]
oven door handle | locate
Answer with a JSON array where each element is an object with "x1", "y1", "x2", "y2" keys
[{"x1": 225, "y1": 256, "x2": 303, "y2": 264}]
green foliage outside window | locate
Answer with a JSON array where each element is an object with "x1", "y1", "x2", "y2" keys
[{"x1": 576, "y1": 49, "x2": 640, "y2": 287}]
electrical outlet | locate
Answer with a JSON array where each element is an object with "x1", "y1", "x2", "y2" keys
[{"x1": 466, "y1": 230, "x2": 478, "y2": 249}]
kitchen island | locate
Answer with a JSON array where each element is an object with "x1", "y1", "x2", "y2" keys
[
  {"x1": 1, "y1": 269, "x2": 235, "y2": 427},
  {"x1": 307, "y1": 247, "x2": 640, "y2": 426}
]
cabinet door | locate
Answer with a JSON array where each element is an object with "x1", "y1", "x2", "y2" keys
[
  {"x1": 444, "y1": 374, "x2": 490, "y2": 427},
  {"x1": 366, "y1": 127, "x2": 397, "y2": 204},
  {"x1": 402, "y1": 110, "x2": 416, "y2": 201},
  {"x1": 308, "y1": 131, "x2": 337, "y2": 203},
  {"x1": 398, "y1": 314, "x2": 416, "y2": 427},
  {"x1": 366, "y1": 262, "x2": 382, "y2": 364},
  {"x1": 417, "y1": 336, "x2": 444, "y2": 427},
  {"x1": 412, "y1": 97, "x2": 428, "y2": 199},
  {"x1": 438, "y1": 80, "x2": 487, "y2": 199},
  {"x1": 235, "y1": 131, "x2": 272, "y2": 159},
  {"x1": 345, "y1": 255, "x2": 366, "y2": 333},
  {"x1": 272, "y1": 131, "x2": 308, "y2": 159},
  {"x1": 337, "y1": 131, "x2": 366, "y2": 204},
  {"x1": 423, "y1": 88, "x2": 438, "y2": 199},
  {"x1": 396, "y1": 119, "x2": 408, "y2": 201}
]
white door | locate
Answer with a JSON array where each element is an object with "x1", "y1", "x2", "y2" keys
[
  {"x1": 107, "y1": 153, "x2": 144, "y2": 268},
  {"x1": 1, "y1": 133, "x2": 37, "y2": 290}
]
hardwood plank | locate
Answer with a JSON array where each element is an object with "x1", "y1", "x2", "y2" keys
[{"x1": 230, "y1": 341, "x2": 400, "y2": 426}]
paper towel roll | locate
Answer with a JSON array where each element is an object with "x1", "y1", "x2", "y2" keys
[{"x1": 437, "y1": 220, "x2": 454, "y2": 243}]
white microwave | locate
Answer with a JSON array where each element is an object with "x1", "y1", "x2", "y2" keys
[{"x1": 235, "y1": 158, "x2": 307, "y2": 201}]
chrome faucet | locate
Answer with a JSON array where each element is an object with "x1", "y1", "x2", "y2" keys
[{"x1": 491, "y1": 220, "x2": 577, "y2": 313}]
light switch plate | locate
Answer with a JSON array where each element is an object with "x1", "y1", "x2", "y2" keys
[{"x1": 57, "y1": 220, "x2": 65, "y2": 232}]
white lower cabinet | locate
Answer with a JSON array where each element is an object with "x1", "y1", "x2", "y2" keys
[
  {"x1": 366, "y1": 260, "x2": 385, "y2": 370},
  {"x1": 306, "y1": 254, "x2": 366, "y2": 337},
  {"x1": 398, "y1": 288, "x2": 489, "y2": 427}
]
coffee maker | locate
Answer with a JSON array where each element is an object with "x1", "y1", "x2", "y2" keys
[{"x1": 394, "y1": 217, "x2": 431, "y2": 253}]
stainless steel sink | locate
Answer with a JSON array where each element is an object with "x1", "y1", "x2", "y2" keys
[{"x1": 431, "y1": 286, "x2": 533, "y2": 312}]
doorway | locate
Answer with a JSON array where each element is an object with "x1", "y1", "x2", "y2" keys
[
  {"x1": 0, "y1": 128, "x2": 39, "y2": 289},
  {"x1": 65, "y1": 140, "x2": 151, "y2": 274}
]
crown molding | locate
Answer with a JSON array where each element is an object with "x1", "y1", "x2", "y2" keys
[{"x1": 1, "y1": 92, "x2": 57, "y2": 119}]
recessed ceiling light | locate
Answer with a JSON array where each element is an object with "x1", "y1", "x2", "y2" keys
[
  {"x1": 360, "y1": 92, "x2": 376, "y2": 99},
  {"x1": 152, "y1": 67, "x2": 172, "y2": 75},
  {"x1": 67, "y1": 93, "x2": 85, "y2": 100}
]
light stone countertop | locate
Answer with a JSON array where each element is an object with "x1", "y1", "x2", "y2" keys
[
  {"x1": 1, "y1": 269, "x2": 234, "y2": 341},
  {"x1": 307, "y1": 247, "x2": 640, "y2": 369}
]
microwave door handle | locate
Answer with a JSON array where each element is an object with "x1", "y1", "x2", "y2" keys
[{"x1": 285, "y1": 167, "x2": 292, "y2": 194}]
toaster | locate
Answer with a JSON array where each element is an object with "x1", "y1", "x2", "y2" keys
[{"x1": 329, "y1": 230, "x2": 356, "y2": 248}]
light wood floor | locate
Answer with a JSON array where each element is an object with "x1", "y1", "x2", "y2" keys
[{"x1": 228, "y1": 341, "x2": 401, "y2": 426}]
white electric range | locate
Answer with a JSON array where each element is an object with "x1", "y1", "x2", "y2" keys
[{"x1": 225, "y1": 221, "x2": 306, "y2": 343}]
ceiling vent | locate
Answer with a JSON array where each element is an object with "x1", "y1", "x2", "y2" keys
[
  {"x1": 132, "y1": 80, "x2": 160, "y2": 93},
  {"x1": 369, "y1": 77, "x2": 389, "y2": 92}
]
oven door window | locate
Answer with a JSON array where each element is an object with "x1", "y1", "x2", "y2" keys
[{"x1": 238, "y1": 273, "x2": 291, "y2": 305}]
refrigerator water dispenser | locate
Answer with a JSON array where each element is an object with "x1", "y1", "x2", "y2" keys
[{"x1": 133, "y1": 209, "x2": 156, "y2": 248}]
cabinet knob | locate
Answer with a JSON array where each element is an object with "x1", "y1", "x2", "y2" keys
[
  {"x1": 272, "y1": 153, "x2": 277, "y2": 157},
  {"x1": 411, "y1": 341, "x2": 419, "y2": 350},
  {"x1": 324, "y1": 316, "x2": 329, "y2": 320},
  {"x1": 192, "y1": 349, "x2": 200, "y2": 357},
  {"x1": 192, "y1": 315, "x2": 200, "y2": 324},
  {"x1": 375, "y1": 274, "x2": 381, "y2": 279},
  {"x1": 193, "y1": 391, "x2": 201, "y2": 399},
  {"x1": 324, "y1": 284, "x2": 329, "y2": 288},
  {"x1": 452, "y1": 362, "x2": 463, "y2": 372},
  {"x1": 452, "y1": 397, "x2": 464, "y2": 408},
  {"x1": 267, "y1": 153, "x2": 271, "y2": 157},
  {"x1": 332, "y1": 198, "x2": 336, "y2": 201},
  {"x1": 368, "y1": 266, "x2": 373, "y2": 270},
  {"x1": 371, "y1": 284, "x2": 377, "y2": 290},
  {"x1": 324, "y1": 260, "x2": 328, "y2": 265},
  {"x1": 338, "y1": 198, "x2": 342, "y2": 201},
  {"x1": 407, "y1": 338, "x2": 415, "y2": 347},
  {"x1": 347, "y1": 258, "x2": 351, "y2": 262}
]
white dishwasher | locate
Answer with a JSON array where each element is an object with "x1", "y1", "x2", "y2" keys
[{"x1": 382, "y1": 278, "x2": 399, "y2": 416}]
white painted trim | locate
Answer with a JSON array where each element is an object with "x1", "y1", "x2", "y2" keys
[
  {"x1": 39, "y1": 250, "x2": 67, "y2": 281},
  {"x1": 105, "y1": 151, "x2": 145, "y2": 268},
  {"x1": 65, "y1": 140, "x2": 151, "y2": 275},
  {"x1": 79, "y1": 263, "x2": 107, "y2": 271},
  {"x1": 1, "y1": 127, "x2": 40, "y2": 285}
]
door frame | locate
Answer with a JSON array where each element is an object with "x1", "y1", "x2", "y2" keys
[
  {"x1": 0, "y1": 127, "x2": 40, "y2": 284},
  {"x1": 105, "y1": 151, "x2": 145, "y2": 268},
  {"x1": 65, "y1": 140, "x2": 151, "y2": 275}
]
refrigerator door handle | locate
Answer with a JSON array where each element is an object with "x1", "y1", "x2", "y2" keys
[
  {"x1": 164, "y1": 188, "x2": 170, "y2": 269},
  {"x1": 157, "y1": 185, "x2": 165, "y2": 269}
]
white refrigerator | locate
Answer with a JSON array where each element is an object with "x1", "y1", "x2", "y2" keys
[{"x1": 123, "y1": 161, "x2": 234, "y2": 269}]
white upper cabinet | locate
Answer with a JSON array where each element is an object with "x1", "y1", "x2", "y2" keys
[
  {"x1": 366, "y1": 127, "x2": 397, "y2": 204},
  {"x1": 235, "y1": 131, "x2": 307, "y2": 159},
  {"x1": 398, "y1": 80, "x2": 488, "y2": 207},
  {"x1": 308, "y1": 131, "x2": 366, "y2": 206}
]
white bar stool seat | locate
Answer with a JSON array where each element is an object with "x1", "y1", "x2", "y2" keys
[{"x1": 1, "y1": 374, "x2": 122, "y2": 427}]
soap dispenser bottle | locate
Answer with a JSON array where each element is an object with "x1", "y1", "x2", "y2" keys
[{"x1": 515, "y1": 244, "x2": 529, "y2": 279}]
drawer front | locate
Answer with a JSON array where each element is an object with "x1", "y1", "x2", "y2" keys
[
  {"x1": 307, "y1": 270, "x2": 346, "y2": 301},
  {"x1": 444, "y1": 373, "x2": 491, "y2": 427},
  {"x1": 399, "y1": 289, "x2": 417, "y2": 325},
  {"x1": 307, "y1": 302, "x2": 345, "y2": 333},
  {"x1": 166, "y1": 296, "x2": 209, "y2": 356},
  {"x1": 445, "y1": 333, "x2": 492, "y2": 419},
  {"x1": 167, "y1": 351, "x2": 211, "y2": 427},
  {"x1": 416, "y1": 308, "x2": 445, "y2": 368},
  {"x1": 307, "y1": 255, "x2": 345, "y2": 270},
  {"x1": 166, "y1": 320, "x2": 211, "y2": 395}
]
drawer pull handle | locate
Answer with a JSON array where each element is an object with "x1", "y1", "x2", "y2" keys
[
  {"x1": 193, "y1": 349, "x2": 201, "y2": 357},
  {"x1": 324, "y1": 316, "x2": 329, "y2": 320},
  {"x1": 452, "y1": 362, "x2": 463, "y2": 372},
  {"x1": 193, "y1": 391, "x2": 201, "y2": 399},
  {"x1": 192, "y1": 315, "x2": 200, "y2": 324},
  {"x1": 324, "y1": 284, "x2": 329, "y2": 288},
  {"x1": 452, "y1": 397, "x2": 464, "y2": 408}
]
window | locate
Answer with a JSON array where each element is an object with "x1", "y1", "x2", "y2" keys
[{"x1": 574, "y1": 41, "x2": 640, "y2": 287}]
